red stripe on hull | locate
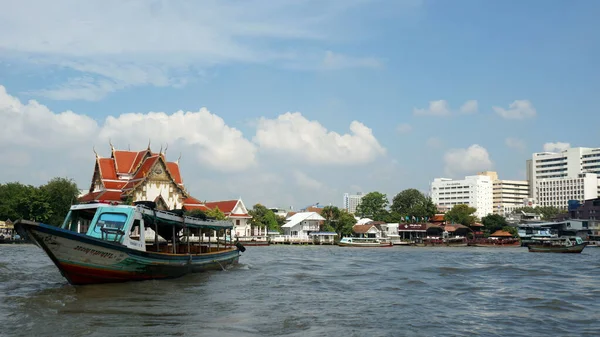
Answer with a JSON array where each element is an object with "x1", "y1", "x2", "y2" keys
[{"x1": 58, "y1": 262, "x2": 170, "y2": 285}]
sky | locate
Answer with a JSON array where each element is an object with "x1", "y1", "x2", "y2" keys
[{"x1": 1, "y1": 0, "x2": 599, "y2": 210}]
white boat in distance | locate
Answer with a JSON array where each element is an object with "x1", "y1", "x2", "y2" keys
[{"x1": 338, "y1": 237, "x2": 393, "y2": 247}]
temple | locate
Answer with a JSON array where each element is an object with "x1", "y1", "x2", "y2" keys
[{"x1": 79, "y1": 144, "x2": 255, "y2": 237}]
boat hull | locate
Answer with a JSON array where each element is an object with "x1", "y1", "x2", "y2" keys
[
  {"x1": 471, "y1": 242, "x2": 521, "y2": 248},
  {"x1": 17, "y1": 222, "x2": 240, "y2": 285},
  {"x1": 337, "y1": 242, "x2": 393, "y2": 247},
  {"x1": 528, "y1": 243, "x2": 587, "y2": 253}
]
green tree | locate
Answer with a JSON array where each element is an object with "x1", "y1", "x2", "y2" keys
[
  {"x1": 205, "y1": 206, "x2": 227, "y2": 220},
  {"x1": 481, "y1": 213, "x2": 508, "y2": 234},
  {"x1": 333, "y1": 210, "x2": 357, "y2": 238},
  {"x1": 186, "y1": 209, "x2": 208, "y2": 220},
  {"x1": 390, "y1": 189, "x2": 437, "y2": 219},
  {"x1": 501, "y1": 226, "x2": 519, "y2": 237},
  {"x1": 248, "y1": 204, "x2": 280, "y2": 234},
  {"x1": 40, "y1": 177, "x2": 80, "y2": 226},
  {"x1": 355, "y1": 191, "x2": 389, "y2": 221},
  {"x1": 537, "y1": 206, "x2": 562, "y2": 220},
  {"x1": 321, "y1": 205, "x2": 341, "y2": 231},
  {"x1": 444, "y1": 204, "x2": 477, "y2": 226}
]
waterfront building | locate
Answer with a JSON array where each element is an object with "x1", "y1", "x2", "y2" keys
[
  {"x1": 78, "y1": 145, "x2": 253, "y2": 237},
  {"x1": 343, "y1": 192, "x2": 364, "y2": 214},
  {"x1": 477, "y1": 171, "x2": 530, "y2": 216},
  {"x1": 529, "y1": 147, "x2": 600, "y2": 209},
  {"x1": 281, "y1": 212, "x2": 325, "y2": 238},
  {"x1": 430, "y1": 175, "x2": 493, "y2": 219}
]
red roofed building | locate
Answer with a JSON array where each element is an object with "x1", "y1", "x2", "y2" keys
[
  {"x1": 79, "y1": 144, "x2": 205, "y2": 210},
  {"x1": 79, "y1": 145, "x2": 253, "y2": 237}
]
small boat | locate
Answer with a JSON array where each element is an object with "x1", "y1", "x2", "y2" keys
[
  {"x1": 15, "y1": 201, "x2": 244, "y2": 285},
  {"x1": 337, "y1": 237, "x2": 393, "y2": 247},
  {"x1": 443, "y1": 236, "x2": 468, "y2": 247},
  {"x1": 469, "y1": 238, "x2": 521, "y2": 247},
  {"x1": 528, "y1": 236, "x2": 587, "y2": 253}
]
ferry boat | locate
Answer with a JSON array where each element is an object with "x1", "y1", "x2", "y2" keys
[
  {"x1": 15, "y1": 201, "x2": 244, "y2": 285},
  {"x1": 527, "y1": 236, "x2": 587, "y2": 253},
  {"x1": 337, "y1": 237, "x2": 393, "y2": 247}
]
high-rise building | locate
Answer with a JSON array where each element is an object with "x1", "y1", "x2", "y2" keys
[
  {"x1": 529, "y1": 147, "x2": 600, "y2": 209},
  {"x1": 478, "y1": 171, "x2": 530, "y2": 215},
  {"x1": 343, "y1": 192, "x2": 364, "y2": 214},
  {"x1": 430, "y1": 175, "x2": 493, "y2": 219}
]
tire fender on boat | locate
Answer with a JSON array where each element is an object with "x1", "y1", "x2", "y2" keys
[{"x1": 235, "y1": 242, "x2": 246, "y2": 252}]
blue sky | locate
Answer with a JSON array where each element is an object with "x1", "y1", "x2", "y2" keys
[{"x1": 0, "y1": 0, "x2": 599, "y2": 209}]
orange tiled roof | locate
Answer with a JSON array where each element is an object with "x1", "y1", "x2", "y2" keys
[
  {"x1": 489, "y1": 230, "x2": 513, "y2": 237},
  {"x1": 204, "y1": 200, "x2": 238, "y2": 214},
  {"x1": 166, "y1": 162, "x2": 183, "y2": 185},
  {"x1": 352, "y1": 224, "x2": 376, "y2": 234}
]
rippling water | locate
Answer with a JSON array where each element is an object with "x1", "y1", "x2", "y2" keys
[{"x1": 1, "y1": 244, "x2": 600, "y2": 336}]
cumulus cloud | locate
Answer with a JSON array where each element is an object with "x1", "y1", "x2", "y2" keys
[
  {"x1": 0, "y1": 84, "x2": 256, "y2": 176},
  {"x1": 413, "y1": 100, "x2": 451, "y2": 116},
  {"x1": 396, "y1": 123, "x2": 412, "y2": 134},
  {"x1": 253, "y1": 112, "x2": 386, "y2": 165},
  {"x1": 413, "y1": 99, "x2": 477, "y2": 116},
  {"x1": 459, "y1": 100, "x2": 478, "y2": 114},
  {"x1": 293, "y1": 171, "x2": 323, "y2": 191},
  {"x1": 321, "y1": 51, "x2": 383, "y2": 70},
  {"x1": 543, "y1": 142, "x2": 571, "y2": 152},
  {"x1": 444, "y1": 144, "x2": 493, "y2": 177},
  {"x1": 505, "y1": 137, "x2": 526, "y2": 151},
  {"x1": 493, "y1": 100, "x2": 537, "y2": 119}
]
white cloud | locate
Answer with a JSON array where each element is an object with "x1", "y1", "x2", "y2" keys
[
  {"x1": 426, "y1": 137, "x2": 443, "y2": 148},
  {"x1": 99, "y1": 109, "x2": 258, "y2": 172},
  {"x1": 293, "y1": 171, "x2": 323, "y2": 191},
  {"x1": 397, "y1": 123, "x2": 412, "y2": 134},
  {"x1": 460, "y1": 100, "x2": 478, "y2": 114},
  {"x1": 443, "y1": 144, "x2": 493, "y2": 177},
  {"x1": 0, "y1": 84, "x2": 256, "y2": 175},
  {"x1": 505, "y1": 137, "x2": 526, "y2": 151},
  {"x1": 493, "y1": 100, "x2": 537, "y2": 119},
  {"x1": 253, "y1": 112, "x2": 386, "y2": 165},
  {"x1": 413, "y1": 100, "x2": 451, "y2": 116},
  {"x1": 543, "y1": 142, "x2": 571, "y2": 153},
  {"x1": 0, "y1": 1, "x2": 394, "y2": 100}
]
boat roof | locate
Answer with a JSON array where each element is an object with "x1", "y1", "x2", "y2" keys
[{"x1": 71, "y1": 202, "x2": 233, "y2": 230}]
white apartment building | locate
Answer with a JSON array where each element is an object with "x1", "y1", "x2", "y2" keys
[
  {"x1": 343, "y1": 192, "x2": 364, "y2": 214},
  {"x1": 478, "y1": 171, "x2": 530, "y2": 215},
  {"x1": 530, "y1": 147, "x2": 600, "y2": 209},
  {"x1": 430, "y1": 175, "x2": 493, "y2": 219}
]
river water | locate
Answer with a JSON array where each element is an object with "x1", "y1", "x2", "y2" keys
[{"x1": 1, "y1": 244, "x2": 599, "y2": 337}]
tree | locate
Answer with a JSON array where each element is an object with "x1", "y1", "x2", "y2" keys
[
  {"x1": 355, "y1": 191, "x2": 389, "y2": 221},
  {"x1": 444, "y1": 204, "x2": 477, "y2": 226},
  {"x1": 333, "y1": 210, "x2": 357, "y2": 239},
  {"x1": 390, "y1": 189, "x2": 437, "y2": 220},
  {"x1": 40, "y1": 177, "x2": 80, "y2": 226},
  {"x1": 248, "y1": 204, "x2": 280, "y2": 235},
  {"x1": 512, "y1": 206, "x2": 563, "y2": 220},
  {"x1": 205, "y1": 206, "x2": 227, "y2": 220},
  {"x1": 321, "y1": 205, "x2": 341, "y2": 232},
  {"x1": 481, "y1": 213, "x2": 508, "y2": 234},
  {"x1": 186, "y1": 209, "x2": 208, "y2": 220},
  {"x1": 501, "y1": 226, "x2": 519, "y2": 237}
]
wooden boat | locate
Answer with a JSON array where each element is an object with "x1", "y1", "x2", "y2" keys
[
  {"x1": 469, "y1": 238, "x2": 521, "y2": 247},
  {"x1": 337, "y1": 237, "x2": 393, "y2": 247},
  {"x1": 14, "y1": 201, "x2": 244, "y2": 285},
  {"x1": 528, "y1": 236, "x2": 587, "y2": 253}
]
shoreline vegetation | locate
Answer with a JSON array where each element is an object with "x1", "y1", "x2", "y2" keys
[{"x1": 1, "y1": 179, "x2": 564, "y2": 242}]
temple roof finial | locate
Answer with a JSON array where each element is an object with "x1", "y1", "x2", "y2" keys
[
  {"x1": 159, "y1": 144, "x2": 163, "y2": 155},
  {"x1": 147, "y1": 139, "x2": 151, "y2": 151},
  {"x1": 109, "y1": 138, "x2": 115, "y2": 152},
  {"x1": 93, "y1": 146, "x2": 99, "y2": 158},
  {"x1": 164, "y1": 143, "x2": 168, "y2": 156},
  {"x1": 177, "y1": 152, "x2": 182, "y2": 164}
]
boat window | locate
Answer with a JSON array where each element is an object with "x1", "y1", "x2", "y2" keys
[
  {"x1": 94, "y1": 213, "x2": 128, "y2": 234},
  {"x1": 129, "y1": 219, "x2": 140, "y2": 242}
]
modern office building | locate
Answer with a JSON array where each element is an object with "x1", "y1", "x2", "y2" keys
[
  {"x1": 529, "y1": 147, "x2": 600, "y2": 209},
  {"x1": 343, "y1": 192, "x2": 364, "y2": 214},
  {"x1": 430, "y1": 175, "x2": 493, "y2": 219},
  {"x1": 478, "y1": 171, "x2": 530, "y2": 215}
]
